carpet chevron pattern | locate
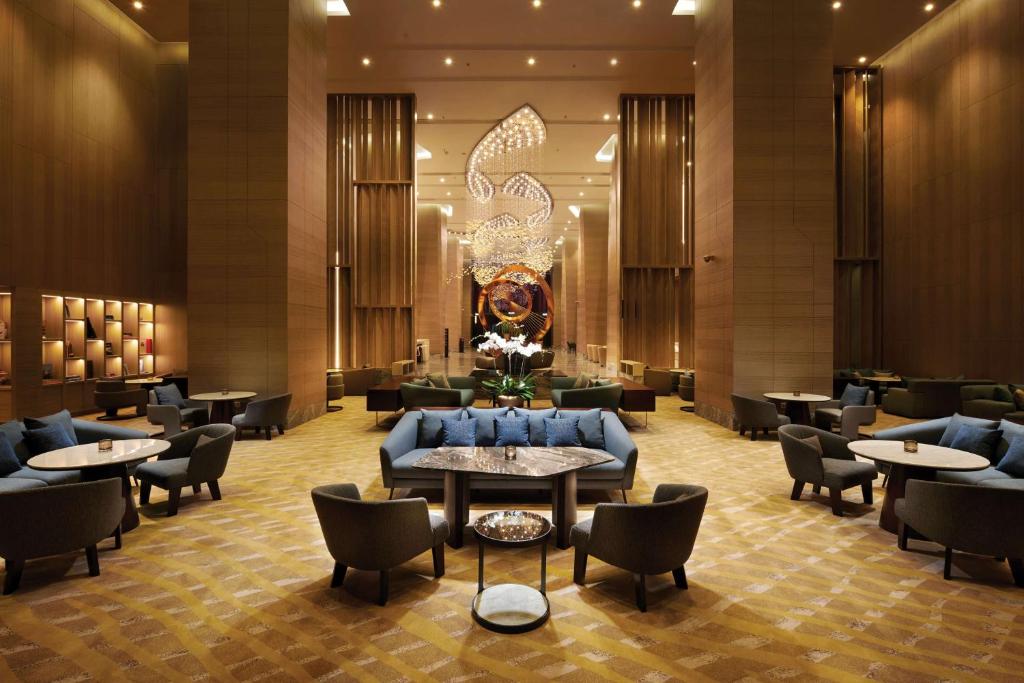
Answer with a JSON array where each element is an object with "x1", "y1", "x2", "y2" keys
[{"x1": 1, "y1": 396, "x2": 1023, "y2": 682}]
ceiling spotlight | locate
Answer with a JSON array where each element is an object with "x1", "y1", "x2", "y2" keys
[
  {"x1": 527, "y1": 56, "x2": 536, "y2": 66},
  {"x1": 632, "y1": 0, "x2": 642, "y2": 7},
  {"x1": 832, "y1": 1, "x2": 841, "y2": 9},
  {"x1": 532, "y1": 0, "x2": 542, "y2": 7},
  {"x1": 586, "y1": 177, "x2": 592, "y2": 183},
  {"x1": 858, "y1": 56, "x2": 867, "y2": 64},
  {"x1": 578, "y1": 191, "x2": 584, "y2": 197},
  {"x1": 610, "y1": 57, "x2": 619, "y2": 66},
  {"x1": 427, "y1": 113, "x2": 434, "y2": 120},
  {"x1": 132, "y1": 0, "x2": 143, "y2": 8},
  {"x1": 446, "y1": 191, "x2": 452, "y2": 196},
  {"x1": 692, "y1": 60, "x2": 697, "y2": 66},
  {"x1": 439, "y1": 176, "x2": 445, "y2": 182},
  {"x1": 924, "y1": 2, "x2": 935, "y2": 10},
  {"x1": 432, "y1": 0, "x2": 441, "y2": 7},
  {"x1": 361, "y1": 57, "x2": 371, "y2": 67},
  {"x1": 603, "y1": 113, "x2": 611, "y2": 121},
  {"x1": 444, "y1": 56, "x2": 453, "y2": 66}
]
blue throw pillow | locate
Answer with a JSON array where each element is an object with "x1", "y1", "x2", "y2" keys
[
  {"x1": 938, "y1": 413, "x2": 998, "y2": 447},
  {"x1": 417, "y1": 409, "x2": 464, "y2": 448},
  {"x1": 513, "y1": 407, "x2": 557, "y2": 446},
  {"x1": 154, "y1": 384, "x2": 187, "y2": 408},
  {"x1": 466, "y1": 407, "x2": 509, "y2": 446},
  {"x1": 495, "y1": 415, "x2": 530, "y2": 447},
  {"x1": 23, "y1": 409, "x2": 79, "y2": 445},
  {"x1": 996, "y1": 418, "x2": 1024, "y2": 459},
  {"x1": 544, "y1": 417, "x2": 582, "y2": 447},
  {"x1": 838, "y1": 384, "x2": 869, "y2": 408},
  {"x1": 0, "y1": 433, "x2": 21, "y2": 476},
  {"x1": 574, "y1": 408, "x2": 605, "y2": 449},
  {"x1": 442, "y1": 417, "x2": 477, "y2": 447},
  {"x1": 996, "y1": 437, "x2": 1024, "y2": 477},
  {"x1": 949, "y1": 424, "x2": 1003, "y2": 462},
  {"x1": 21, "y1": 423, "x2": 75, "y2": 456}
]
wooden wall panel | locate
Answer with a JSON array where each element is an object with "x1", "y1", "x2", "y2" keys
[
  {"x1": 415, "y1": 205, "x2": 445, "y2": 354},
  {"x1": 443, "y1": 234, "x2": 464, "y2": 354},
  {"x1": 577, "y1": 205, "x2": 608, "y2": 365},
  {"x1": 560, "y1": 234, "x2": 579, "y2": 351},
  {"x1": 878, "y1": 0, "x2": 1024, "y2": 382}
]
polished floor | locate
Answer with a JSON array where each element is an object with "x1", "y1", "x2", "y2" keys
[{"x1": 0, "y1": 366, "x2": 1021, "y2": 681}]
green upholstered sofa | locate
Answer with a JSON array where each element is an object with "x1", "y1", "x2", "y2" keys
[
  {"x1": 881, "y1": 378, "x2": 996, "y2": 418},
  {"x1": 960, "y1": 384, "x2": 1024, "y2": 422},
  {"x1": 399, "y1": 377, "x2": 475, "y2": 410},
  {"x1": 550, "y1": 377, "x2": 623, "y2": 411}
]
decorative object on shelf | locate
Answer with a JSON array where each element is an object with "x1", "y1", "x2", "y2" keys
[
  {"x1": 63, "y1": 302, "x2": 70, "y2": 317},
  {"x1": 66, "y1": 342, "x2": 74, "y2": 358},
  {"x1": 42, "y1": 363, "x2": 53, "y2": 380},
  {"x1": 144, "y1": 338, "x2": 153, "y2": 354},
  {"x1": 0, "y1": 370, "x2": 9, "y2": 386},
  {"x1": 104, "y1": 341, "x2": 113, "y2": 355},
  {"x1": 105, "y1": 314, "x2": 113, "y2": 321},
  {"x1": 85, "y1": 317, "x2": 97, "y2": 339},
  {"x1": 65, "y1": 374, "x2": 82, "y2": 383},
  {"x1": 0, "y1": 320, "x2": 7, "y2": 340},
  {"x1": 476, "y1": 330, "x2": 540, "y2": 404},
  {"x1": 476, "y1": 265, "x2": 554, "y2": 342}
]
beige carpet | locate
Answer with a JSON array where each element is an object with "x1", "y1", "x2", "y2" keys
[{"x1": 1, "y1": 397, "x2": 1022, "y2": 682}]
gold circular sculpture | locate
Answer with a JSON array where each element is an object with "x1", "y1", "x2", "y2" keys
[{"x1": 477, "y1": 265, "x2": 554, "y2": 341}]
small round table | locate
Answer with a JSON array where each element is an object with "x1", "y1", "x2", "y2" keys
[
  {"x1": 189, "y1": 391, "x2": 256, "y2": 424},
  {"x1": 28, "y1": 439, "x2": 170, "y2": 535},
  {"x1": 764, "y1": 392, "x2": 831, "y2": 426},
  {"x1": 848, "y1": 440, "x2": 990, "y2": 533},
  {"x1": 472, "y1": 510, "x2": 551, "y2": 633}
]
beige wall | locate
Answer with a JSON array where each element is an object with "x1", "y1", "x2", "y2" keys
[
  {"x1": 443, "y1": 233, "x2": 464, "y2": 355},
  {"x1": 0, "y1": 0, "x2": 188, "y2": 418},
  {"x1": 879, "y1": 0, "x2": 1024, "y2": 381},
  {"x1": 415, "y1": 205, "x2": 445, "y2": 355},
  {"x1": 578, "y1": 204, "x2": 609, "y2": 369},
  {"x1": 188, "y1": 0, "x2": 327, "y2": 425},
  {"x1": 560, "y1": 234, "x2": 579, "y2": 351}
]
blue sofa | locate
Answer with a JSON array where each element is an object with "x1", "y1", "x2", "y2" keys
[
  {"x1": 872, "y1": 414, "x2": 1023, "y2": 490},
  {"x1": 380, "y1": 409, "x2": 639, "y2": 498},
  {"x1": 0, "y1": 410, "x2": 147, "y2": 492}
]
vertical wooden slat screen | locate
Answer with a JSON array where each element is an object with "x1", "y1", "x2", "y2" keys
[
  {"x1": 616, "y1": 95, "x2": 695, "y2": 369},
  {"x1": 328, "y1": 94, "x2": 416, "y2": 368},
  {"x1": 833, "y1": 69, "x2": 882, "y2": 369}
]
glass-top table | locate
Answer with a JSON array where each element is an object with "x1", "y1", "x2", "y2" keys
[
  {"x1": 472, "y1": 510, "x2": 551, "y2": 634},
  {"x1": 414, "y1": 446, "x2": 613, "y2": 549}
]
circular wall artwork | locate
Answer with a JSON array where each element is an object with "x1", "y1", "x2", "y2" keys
[{"x1": 476, "y1": 265, "x2": 554, "y2": 342}]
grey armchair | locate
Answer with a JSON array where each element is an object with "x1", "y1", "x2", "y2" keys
[
  {"x1": 0, "y1": 478, "x2": 124, "y2": 594},
  {"x1": 813, "y1": 390, "x2": 877, "y2": 440},
  {"x1": 570, "y1": 484, "x2": 707, "y2": 611},
  {"x1": 231, "y1": 393, "x2": 292, "y2": 440},
  {"x1": 778, "y1": 424, "x2": 877, "y2": 516},
  {"x1": 896, "y1": 480, "x2": 1024, "y2": 586},
  {"x1": 550, "y1": 378, "x2": 624, "y2": 411},
  {"x1": 643, "y1": 368, "x2": 675, "y2": 396},
  {"x1": 136, "y1": 424, "x2": 236, "y2": 516},
  {"x1": 311, "y1": 483, "x2": 449, "y2": 605},
  {"x1": 327, "y1": 372, "x2": 344, "y2": 412},
  {"x1": 731, "y1": 394, "x2": 790, "y2": 440},
  {"x1": 94, "y1": 380, "x2": 147, "y2": 420},
  {"x1": 399, "y1": 377, "x2": 475, "y2": 410},
  {"x1": 147, "y1": 386, "x2": 209, "y2": 437}
]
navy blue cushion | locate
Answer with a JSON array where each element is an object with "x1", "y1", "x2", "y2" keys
[
  {"x1": 949, "y1": 424, "x2": 1003, "y2": 462},
  {"x1": 938, "y1": 413, "x2": 999, "y2": 447},
  {"x1": 576, "y1": 408, "x2": 605, "y2": 449},
  {"x1": 495, "y1": 415, "x2": 530, "y2": 447},
  {"x1": 466, "y1": 407, "x2": 509, "y2": 446},
  {"x1": 442, "y1": 417, "x2": 477, "y2": 447},
  {"x1": 154, "y1": 384, "x2": 187, "y2": 408},
  {"x1": 417, "y1": 409, "x2": 465, "y2": 448},
  {"x1": 838, "y1": 384, "x2": 869, "y2": 408},
  {"x1": 544, "y1": 417, "x2": 582, "y2": 447},
  {"x1": 513, "y1": 407, "x2": 557, "y2": 446},
  {"x1": 0, "y1": 433, "x2": 21, "y2": 477},
  {"x1": 21, "y1": 423, "x2": 75, "y2": 456},
  {"x1": 23, "y1": 409, "x2": 79, "y2": 445},
  {"x1": 996, "y1": 437, "x2": 1024, "y2": 477}
]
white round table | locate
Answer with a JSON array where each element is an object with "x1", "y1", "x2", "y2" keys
[
  {"x1": 190, "y1": 391, "x2": 256, "y2": 424},
  {"x1": 28, "y1": 439, "x2": 170, "y2": 533},
  {"x1": 848, "y1": 440, "x2": 990, "y2": 533},
  {"x1": 763, "y1": 392, "x2": 831, "y2": 425}
]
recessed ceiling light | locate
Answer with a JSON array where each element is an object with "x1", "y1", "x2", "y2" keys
[
  {"x1": 832, "y1": 1, "x2": 842, "y2": 9},
  {"x1": 439, "y1": 176, "x2": 445, "y2": 182},
  {"x1": 444, "y1": 57, "x2": 453, "y2": 66},
  {"x1": 632, "y1": 0, "x2": 642, "y2": 8},
  {"x1": 527, "y1": 57, "x2": 536, "y2": 66},
  {"x1": 924, "y1": 2, "x2": 935, "y2": 11},
  {"x1": 858, "y1": 56, "x2": 867, "y2": 64},
  {"x1": 603, "y1": 113, "x2": 611, "y2": 121},
  {"x1": 361, "y1": 57, "x2": 371, "y2": 67},
  {"x1": 432, "y1": 0, "x2": 442, "y2": 7},
  {"x1": 132, "y1": 0, "x2": 143, "y2": 8},
  {"x1": 578, "y1": 191, "x2": 584, "y2": 197},
  {"x1": 446, "y1": 191, "x2": 451, "y2": 196},
  {"x1": 586, "y1": 177, "x2": 592, "y2": 183},
  {"x1": 427, "y1": 113, "x2": 434, "y2": 120},
  {"x1": 532, "y1": 0, "x2": 542, "y2": 7},
  {"x1": 609, "y1": 57, "x2": 619, "y2": 66}
]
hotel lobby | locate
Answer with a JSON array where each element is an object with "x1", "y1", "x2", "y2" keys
[{"x1": 1, "y1": 0, "x2": 1023, "y2": 680}]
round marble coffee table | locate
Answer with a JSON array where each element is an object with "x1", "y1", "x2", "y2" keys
[
  {"x1": 28, "y1": 438, "x2": 170, "y2": 535},
  {"x1": 848, "y1": 440, "x2": 990, "y2": 533},
  {"x1": 764, "y1": 392, "x2": 831, "y2": 426},
  {"x1": 472, "y1": 510, "x2": 551, "y2": 634},
  {"x1": 190, "y1": 391, "x2": 256, "y2": 424}
]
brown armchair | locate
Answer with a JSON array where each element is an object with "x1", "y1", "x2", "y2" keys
[
  {"x1": 94, "y1": 380, "x2": 147, "y2": 420},
  {"x1": 643, "y1": 368, "x2": 675, "y2": 396},
  {"x1": 731, "y1": 394, "x2": 790, "y2": 440},
  {"x1": 327, "y1": 372, "x2": 344, "y2": 412}
]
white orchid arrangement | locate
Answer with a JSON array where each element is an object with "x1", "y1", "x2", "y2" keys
[
  {"x1": 475, "y1": 331, "x2": 543, "y2": 360},
  {"x1": 474, "y1": 330, "x2": 543, "y2": 399}
]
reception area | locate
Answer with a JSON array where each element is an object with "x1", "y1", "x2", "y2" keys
[{"x1": 1, "y1": 0, "x2": 1023, "y2": 680}]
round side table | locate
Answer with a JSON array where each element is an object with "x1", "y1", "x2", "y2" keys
[{"x1": 472, "y1": 510, "x2": 551, "y2": 633}]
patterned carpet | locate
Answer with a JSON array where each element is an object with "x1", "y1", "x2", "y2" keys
[{"x1": 1, "y1": 394, "x2": 1023, "y2": 682}]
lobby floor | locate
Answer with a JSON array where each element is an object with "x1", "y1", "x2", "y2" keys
[{"x1": 0, "y1": 377, "x2": 1021, "y2": 681}]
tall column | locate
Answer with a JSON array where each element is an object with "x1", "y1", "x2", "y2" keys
[
  {"x1": 187, "y1": 0, "x2": 327, "y2": 425},
  {"x1": 694, "y1": 0, "x2": 834, "y2": 426}
]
